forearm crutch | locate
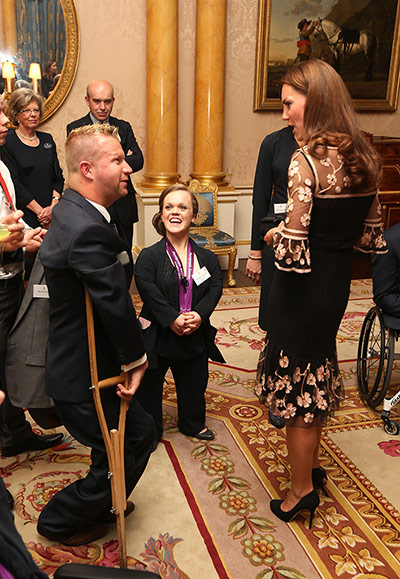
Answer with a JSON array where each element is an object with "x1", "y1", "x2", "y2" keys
[{"x1": 85, "y1": 289, "x2": 129, "y2": 568}]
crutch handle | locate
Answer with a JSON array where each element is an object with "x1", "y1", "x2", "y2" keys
[{"x1": 97, "y1": 372, "x2": 128, "y2": 389}]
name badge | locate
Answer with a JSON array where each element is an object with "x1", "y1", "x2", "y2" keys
[
  {"x1": 33, "y1": 284, "x2": 49, "y2": 298},
  {"x1": 274, "y1": 203, "x2": 287, "y2": 214},
  {"x1": 116, "y1": 251, "x2": 130, "y2": 266},
  {"x1": 193, "y1": 266, "x2": 211, "y2": 286}
]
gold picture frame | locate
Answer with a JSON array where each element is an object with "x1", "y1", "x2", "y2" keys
[
  {"x1": 41, "y1": 0, "x2": 80, "y2": 123},
  {"x1": 254, "y1": 0, "x2": 400, "y2": 112}
]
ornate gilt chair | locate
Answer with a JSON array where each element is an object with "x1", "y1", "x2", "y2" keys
[{"x1": 188, "y1": 179, "x2": 237, "y2": 287}]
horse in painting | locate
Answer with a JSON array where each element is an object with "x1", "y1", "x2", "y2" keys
[{"x1": 313, "y1": 18, "x2": 377, "y2": 81}]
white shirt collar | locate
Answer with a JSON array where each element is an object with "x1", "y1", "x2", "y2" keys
[
  {"x1": 86, "y1": 199, "x2": 111, "y2": 222},
  {"x1": 89, "y1": 112, "x2": 110, "y2": 125}
]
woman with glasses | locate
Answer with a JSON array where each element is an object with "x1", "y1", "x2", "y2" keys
[{"x1": 1, "y1": 88, "x2": 64, "y2": 230}]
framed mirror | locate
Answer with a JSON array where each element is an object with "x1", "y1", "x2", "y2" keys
[
  {"x1": 1, "y1": 0, "x2": 79, "y2": 123},
  {"x1": 43, "y1": 0, "x2": 79, "y2": 122}
]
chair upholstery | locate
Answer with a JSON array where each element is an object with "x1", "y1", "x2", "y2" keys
[{"x1": 188, "y1": 179, "x2": 237, "y2": 287}]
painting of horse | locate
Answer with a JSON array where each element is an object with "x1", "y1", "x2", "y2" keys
[
  {"x1": 313, "y1": 18, "x2": 377, "y2": 82},
  {"x1": 254, "y1": 0, "x2": 400, "y2": 111}
]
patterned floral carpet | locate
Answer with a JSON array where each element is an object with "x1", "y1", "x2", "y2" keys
[{"x1": 2, "y1": 280, "x2": 400, "y2": 578}]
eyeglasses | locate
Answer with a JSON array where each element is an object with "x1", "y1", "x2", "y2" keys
[{"x1": 19, "y1": 108, "x2": 40, "y2": 116}]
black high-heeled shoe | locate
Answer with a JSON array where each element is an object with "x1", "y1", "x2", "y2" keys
[
  {"x1": 270, "y1": 490, "x2": 320, "y2": 529},
  {"x1": 312, "y1": 466, "x2": 328, "y2": 496}
]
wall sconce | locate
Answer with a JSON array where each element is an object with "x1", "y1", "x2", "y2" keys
[
  {"x1": 29, "y1": 62, "x2": 41, "y2": 92},
  {"x1": 2, "y1": 60, "x2": 15, "y2": 93}
]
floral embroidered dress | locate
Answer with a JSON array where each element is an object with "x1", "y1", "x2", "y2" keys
[{"x1": 255, "y1": 146, "x2": 387, "y2": 425}]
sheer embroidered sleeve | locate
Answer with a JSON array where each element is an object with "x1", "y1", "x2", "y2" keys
[
  {"x1": 354, "y1": 193, "x2": 387, "y2": 254},
  {"x1": 273, "y1": 150, "x2": 314, "y2": 273}
]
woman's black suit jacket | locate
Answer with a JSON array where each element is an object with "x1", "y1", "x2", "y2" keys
[{"x1": 135, "y1": 238, "x2": 225, "y2": 368}]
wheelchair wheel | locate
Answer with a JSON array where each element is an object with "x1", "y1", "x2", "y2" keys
[
  {"x1": 357, "y1": 306, "x2": 394, "y2": 408},
  {"x1": 384, "y1": 420, "x2": 400, "y2": 435}
]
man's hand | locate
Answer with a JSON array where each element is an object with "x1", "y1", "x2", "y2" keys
[
  {"x1": 24, "y1": 227, "x2": 46, "y2": 252},
  {"x1": 245, "y1": 251, "x2": 262, "y2": 284},
  {"x1": 2, "y1": 210, "x2": 25, "y2": 252},
  {"x1": 116, "y1": 360, "x2": 148, "y2": 401}
]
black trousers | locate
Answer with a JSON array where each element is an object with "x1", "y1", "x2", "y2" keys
[
  {"x1": 37, "y1": 395, "x2": 155, "y2": 539},
  {"x1": 0, "y1": 274, "x2": 33, "y2": 448},
  {"x1": 135, "y1": 351, "x2": 209, "y2": 440},
  {"x1": 0, "y1": 478, "x2": 48, "y2": 579}
]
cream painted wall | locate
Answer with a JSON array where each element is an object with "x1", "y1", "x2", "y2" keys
[
  {"x1": 41, "y1": 0, "x2": 400, "y2": 190},
  {"x1": 41, "y1": 0, "x2": 147, "y2": 182}
]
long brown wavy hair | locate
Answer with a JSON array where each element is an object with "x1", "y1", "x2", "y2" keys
[{"x1": 281, "y1": 59, "x2": 381, "y2": 193}]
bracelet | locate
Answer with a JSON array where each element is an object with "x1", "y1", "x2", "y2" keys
[
  {"x1": 52, "y1": 195, "x2": 60, "y2": 201},
  {"x1": 248, "y1": 254, "x2": 262, "y2": 260}
]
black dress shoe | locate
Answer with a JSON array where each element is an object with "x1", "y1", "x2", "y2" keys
[
  {"x1": 38, "y1": 522, "x2": 108, "y2": 547},
  {"x1": 194, "y1": 427, "x2": 214, "y2": 441},
  {"x1": 270, "y1": 490, "x2": 320, "y2": 529},
  {"x1": 312, "y1": 466, "x2": 329, "y2": 496},
  {"x1": 2, "y1": 432, "x2": 64, "y2": 457},
  {"x1": 96, "y1": 500, "x2": 135, "y2": 523}
]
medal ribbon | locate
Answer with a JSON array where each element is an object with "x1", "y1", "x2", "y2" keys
[{"x1": 166, "y1": 238, "x2": 194, "y2": 313}]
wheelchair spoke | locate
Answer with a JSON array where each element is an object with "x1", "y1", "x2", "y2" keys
[{"x1": 357, "y1": 306, "x2": 394, "y2": 408}]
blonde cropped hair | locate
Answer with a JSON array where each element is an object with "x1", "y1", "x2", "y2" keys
[
  {"x1": 8, "y1": 88, "x2": 44, "y2": 125},
  {"x1": 65, "y1": 123, "x2": 121, "y2": 174}
]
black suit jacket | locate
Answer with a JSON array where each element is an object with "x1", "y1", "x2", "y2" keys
[
  {"x1": 134, "y1": 238, "x2": 225, "y2": 367},
  {"x1": 251, "y1": 127, "x2": 297, "y2": 330},
  {"x1": 66, "y1": 114, "x2": 144, "y2": 225},
  {"x1": 372, "y1": 223, "x2": 400, "y2": 330},
  {"x1": 40, "y1": 188, "x2": 145, "y2": 402},
  {"x1": 251, "y1": 127, "x2": 297, "y2": 250}
]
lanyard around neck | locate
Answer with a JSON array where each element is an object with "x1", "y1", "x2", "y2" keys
[{"x1": 166, "y1": 238, "x2": 194, "y2": 313}]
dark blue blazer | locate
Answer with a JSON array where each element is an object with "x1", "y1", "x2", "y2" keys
[{"x1": 40, "y1": 189, "x2": 145, "y2": 402}]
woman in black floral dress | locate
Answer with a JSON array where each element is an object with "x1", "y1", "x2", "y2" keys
[{"x1": 255, "y1": 59, "x2": 387, "y2": 527}]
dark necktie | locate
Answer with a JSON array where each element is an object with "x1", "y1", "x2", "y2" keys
[{"x1": 110, "y1": 220, "x2": 119, "y2": 235}]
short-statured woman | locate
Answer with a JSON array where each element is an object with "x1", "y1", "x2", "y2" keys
[
  {"x1": 255, "y1": 59, "x2": 387, "y2": 527},
  {"x1": 135, "y1": 184, "x2": 225, "y2": 443},
  {"x1": 1, "y1": 88, "x2": 64, "y2": 230}
]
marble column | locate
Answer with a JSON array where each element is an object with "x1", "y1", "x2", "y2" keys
[
  {"x1": 2, "y1": 0, "x2": 17, "y2": 55},
  {"x1": 191, "y1": 0, "x2": 228, "y2": 186},
  {"x1": 141, "y1": 0, "x2": 180, "y2": 188}
]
